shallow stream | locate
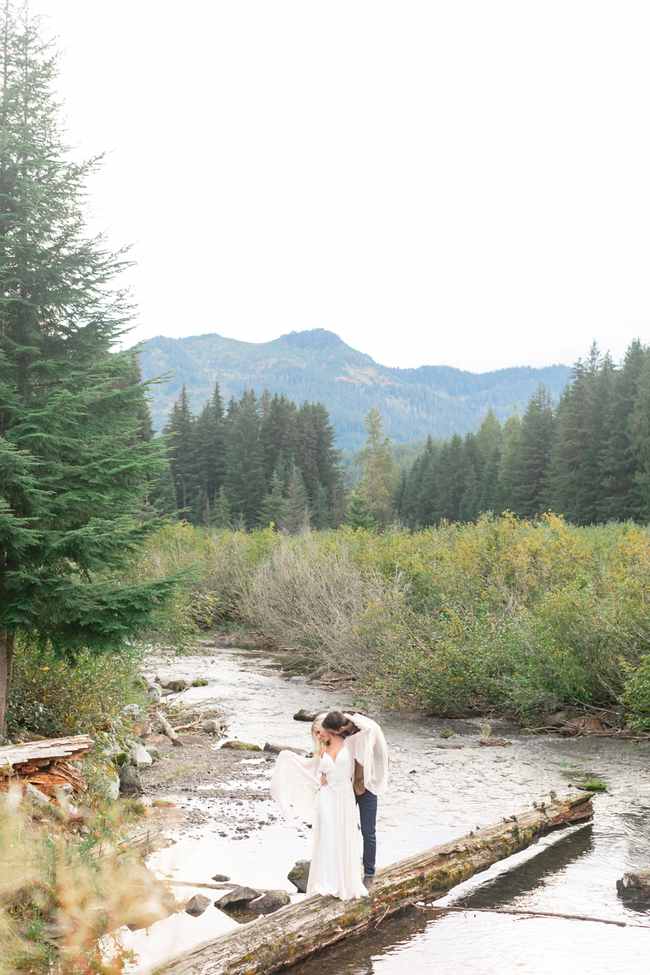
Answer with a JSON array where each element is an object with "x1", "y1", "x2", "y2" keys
[{"x1": 123, "y1": 646, "x2": 650, "y2": 974}]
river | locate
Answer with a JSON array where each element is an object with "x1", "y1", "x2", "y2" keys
[{"x1": 121, "y1": 645, "x2": 650, "y2": 974}]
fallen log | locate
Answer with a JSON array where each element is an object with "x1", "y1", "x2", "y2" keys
[
  {"x1": 0, "y1": 735, "x2": 94, "y2": 774},
  {"x1": 155, "y1": 711, "x2": 183, "y2": 747},
  {"x1": 153, "y1": 791, "x2": 594, "y2": 975}
]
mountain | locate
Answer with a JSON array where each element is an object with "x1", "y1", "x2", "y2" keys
[{"x1": 137, "y1": 329, "x2": 572, "y2": 450}]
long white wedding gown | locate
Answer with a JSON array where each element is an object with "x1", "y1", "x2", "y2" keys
[{"x1": 271, "y1": 737, "x2": 368, "y2": 900}]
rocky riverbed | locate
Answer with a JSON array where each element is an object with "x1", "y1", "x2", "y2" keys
[{"x1": 117, "y1": 643, "x2": 650, "y2": 974}]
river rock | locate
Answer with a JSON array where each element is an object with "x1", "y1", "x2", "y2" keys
[
  {"x1": 203, "y1": 719, "x2": 221, "y2": 734},
  {"x1": 288, "y1": 859, "x2": 310, "y2": 892},
  {"x1": 118, "y1": 765, "x2": 142, "y2": 793},
  {"x1": 185, "y1": 894, "x2": 212, "y2": 916},
  {"x1": 616, "y1": 868, "x2": 650, "y2": 903},
  {"x1": 293, "y1": 709, "x2": 319, "y2": 722},
  {"x1": 212, "y1": 873, "x2": 230, "y2": 882},
  {"x1": 129, "y1": 742, "x2": 154, "y2": 766},
  {"x1": 221, "y1": 741, "x2": 261, "y2": 751},
  {"x1": 251, "y1": 889, "x2": 291, "y2": 913},
  {"x1": 290, "y1": 676, "x2": 308, "y2": 684},
  {"x1": 145, "y1": 746, "x2": 161, "y2": 762},
  {"x1": 264, "y1": 743, "x2": 308, "y2": 756},
  {"x1": 146, "y1": 683, "x2": 162, "y2": 703},
  {"x1": 215, "y1": 886, "x2": 263, "y2": 910},
  {"x1": 161, "y1": 679, "x2": 190, "y2": 693}
]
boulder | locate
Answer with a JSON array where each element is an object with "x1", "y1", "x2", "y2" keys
[
  {"x1": 203, "y1": 719, "x2": 221, "y2": 734},
  {"x1": 161, "y1": 679, "x2": 190, "y2": 693},
  {"x1": 221, "y1": 741, "x2": 261, "y2": 752},
  {"x1": 212, "y1": 873, "x2": 230, "y2": 882},
  {"x1": 145, "y1": 746, "x2": 161, "y2": 762},
  {"x1": 617, "y1": 869, "x2": 650, "y2": 903},
  {"x1": 289, "y1": 676, "x2": 308, "y2": 684},
  {"x1": 288, "y1": 860, "x2": 310, "y2": 893},
  {"x1": 118, "y1": 765, "x2": 142, "y2": 794},
  {"x1": 250, "y1": 890, "x2": 291, "y2": 913},
  {"x1": 264, "y1": 743, "x2": 308, "y2": 757},
  {"x1": 185, "y1": 894, "x2": 212, "y2": 916},
  {"x1": 129, "y1": 742, "x2": 153, "y2": 767},
  {"x1": 215, "y1": 886, "x2": 263, "y2": 910},
  {"x1": 146, "y1": 684, "x2": 162, "y2": 704},
  {"x1": 293, "y1": 709, "x2": 319, "y2": 722}
]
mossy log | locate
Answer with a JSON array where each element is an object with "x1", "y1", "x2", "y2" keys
[{"x1": 154, "y1": 791, "x2": 593, "y2": 975}]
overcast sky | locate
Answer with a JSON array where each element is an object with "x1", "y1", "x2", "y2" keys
[{"x1": 33, "y1": 1, "x2": 650, "y2": 373}]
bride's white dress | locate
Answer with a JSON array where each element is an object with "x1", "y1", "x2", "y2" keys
[{"x1": 271, "y1": 738, "x2": 367, "y2": 900}]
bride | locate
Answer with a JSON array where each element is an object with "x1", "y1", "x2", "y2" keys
[{"x1": 271, "y1": 710, "x2": 383, "y2": 901}]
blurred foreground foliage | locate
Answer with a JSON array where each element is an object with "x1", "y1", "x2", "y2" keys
[
  {"x1": 0, "y1": 796, "x2": 168, "y2": 975},
  {"x1": 131, "y1": 515, "x2": 650, "y2": 727}
]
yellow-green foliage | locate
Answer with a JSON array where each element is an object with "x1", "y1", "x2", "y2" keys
[
  {"x1": 133, "y1": 516, "x2": 650, "y2": 724},
  {"x1": 7, "y1": 635, "x2": 145, "y2": 740}
]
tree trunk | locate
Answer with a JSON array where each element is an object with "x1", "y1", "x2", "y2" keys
[
  {"x1": 153, "y1": 791, "x2": 594, "y2": 975},
  {"x1": 0, "y1": 627, "x2": 14, "y2": 733}
]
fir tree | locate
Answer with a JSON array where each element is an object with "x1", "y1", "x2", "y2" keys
[{"x1": 0, "y1": 5, "x2": 174, "y2": 728}]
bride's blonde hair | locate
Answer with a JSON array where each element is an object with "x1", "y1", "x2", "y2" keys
[{"x1": 311, "y1": 712, "x2": 327, "y2": 755}]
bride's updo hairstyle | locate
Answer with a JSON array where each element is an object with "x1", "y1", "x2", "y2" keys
[{"x1": 322, "y1": 710, "x2": 352, "y2": 737}]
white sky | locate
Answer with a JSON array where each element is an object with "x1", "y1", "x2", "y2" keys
[{"x1": 33, "y1": 1, "x2": 650, "y2": 372}]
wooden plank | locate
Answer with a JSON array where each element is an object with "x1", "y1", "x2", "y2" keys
[{"x1": 153, "y1": 791, "x2": 594, "y2": 975}]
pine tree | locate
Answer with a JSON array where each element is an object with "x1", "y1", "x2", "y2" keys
[
  {"x1": 0, "y1": 5, "x2": 174, "y2": 728},
  {"x1": 189, "y1": 381, "x2": 225, "y2": 525}
]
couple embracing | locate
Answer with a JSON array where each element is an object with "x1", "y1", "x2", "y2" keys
[{"x1": 271, "y1": 710, "x2": 389, "y2": 901}]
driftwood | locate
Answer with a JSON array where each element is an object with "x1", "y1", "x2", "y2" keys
[
  {"x1": 421, "y1": 903, "x2": 649, "y2": 929},
  {"x1": 153, "y1": 791, "x2": 594, "y2": 975},
  {"x1": 155, "y1": 711, "x2": 183, "y2": 747}
]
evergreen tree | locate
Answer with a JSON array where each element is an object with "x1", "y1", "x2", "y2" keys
[
  {"x1": 550, "y1": 363, "x2": 591, "y2": 522},
  {"x1": 498, "y1": 408, "x2": 523, "y2": 512},
  {"x1": 600, "y1": 341, "x2": 647, "y2": 521},
  {"x1": 347, "y1": 481, "x2": 377, "y2": 530},
  {"x1": 190, "y1": 381, "x2": 225, "y2": 524},
  {"x1": 212, "y1": 485, "x2": 231, "y2": 529},
  {"x1": 0, "y1": 5, "x2": 174, "y2": 728},
  {"x1": 515, "y1": 384, "x2": 555, "y2": 517},
  {"x1": 284, "y1": 465, "x2": 311, "y2": 534},
  {"x1": 355, "y1": 408, "x2": 400, "y2": 526},
  {"x1": 223, "y1": 390, "x2": 265, "y2": 527},
  {"x1": 258, "y1": 470, "x2": 289, "y2": 530},
  {"x1": 163, "y1": 383, "x2": 195, "y2": 513}
]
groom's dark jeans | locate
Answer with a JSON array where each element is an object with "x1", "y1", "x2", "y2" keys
[{"x1": 355, "y1": 789, "x2": 377, "y2": 878}]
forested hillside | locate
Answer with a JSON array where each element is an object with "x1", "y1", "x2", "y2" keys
[
  {"x1": 399, "y1": 342, "x2": 650, "y2": 527},
  {"x1": 137, "y1": 329, "x2": 571, "y2": 448}
]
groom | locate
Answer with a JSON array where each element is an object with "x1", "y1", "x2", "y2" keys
[{"x1": 325, "y1": 711, "x2": 389, "y2": 891}]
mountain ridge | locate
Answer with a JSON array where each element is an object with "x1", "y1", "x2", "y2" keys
[{"x1": 137, "y1": 328, "x2": 571, "y2": 450}]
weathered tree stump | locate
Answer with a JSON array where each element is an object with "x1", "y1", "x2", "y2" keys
[{"x1": 153, "y1": 791, "x2": 594, "y2": 975}]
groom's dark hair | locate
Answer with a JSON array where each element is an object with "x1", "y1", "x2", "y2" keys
[{"x1": 322, "y1": 710, "x2": 352, "y2": 736}]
